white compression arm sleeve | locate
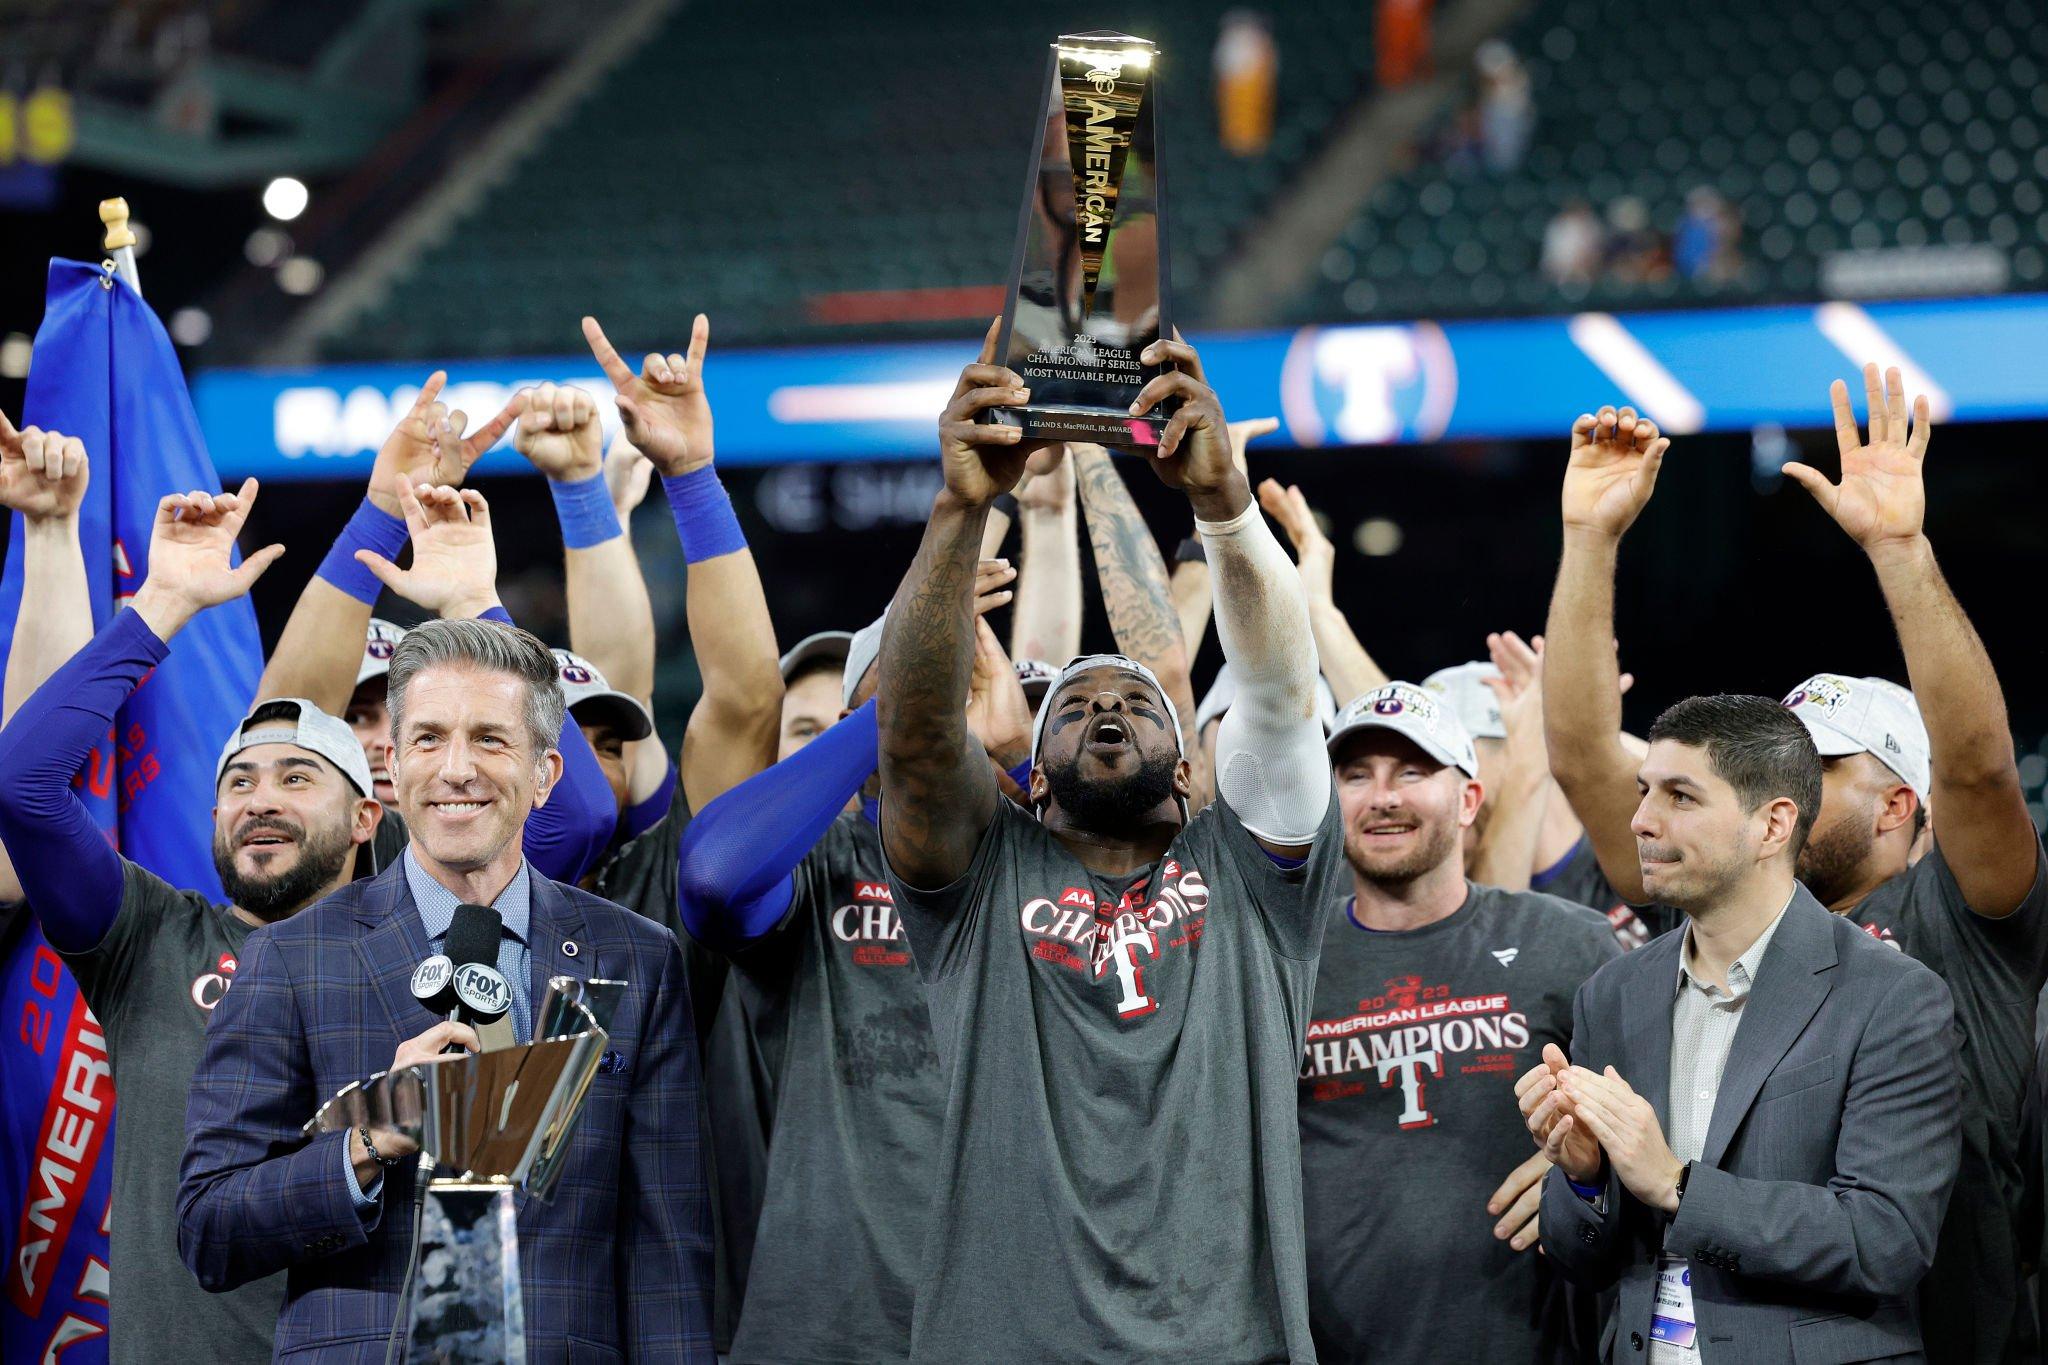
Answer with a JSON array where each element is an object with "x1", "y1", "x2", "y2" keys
[{"x1": 1198, "y1": 498, "x2": 1331, "y2": 845}]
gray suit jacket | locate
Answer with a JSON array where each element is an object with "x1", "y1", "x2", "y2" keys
[{"x1": 1542, "y1": 886, "x2": 1960, "y2": 1364}]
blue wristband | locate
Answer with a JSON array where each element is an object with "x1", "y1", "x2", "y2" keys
[
  {"x1": 1566, "y1": 1174, "x2": 1604, "y2": 1201},
  {"x1": 316, "y1": 498, "x2": 410, "y2": 605},
  {"x1": 1006, "y1": 758, "x2": 1033, "y2": 789},
  {"x1": 663, "y1": 468, "x2": 746, "y2": 564},
  {"x1": 549, "y1": 471, "x2": 623, "y2": 549}
]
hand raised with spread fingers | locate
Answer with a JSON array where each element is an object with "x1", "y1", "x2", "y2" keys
[
  {"x1": 355, "y1": 474, "x2": 500, "y2": 620},
  {"x1": 1227, "y1": 415, "x2": 1280, "y2": 475},
  {"x1": 1560, "y1": 405, "x2": 1669, "y2": 539},
  {"x1": 512, "y1": 381, "x2": 605, "y2": 483},
  {"x1": 0, "y1": 413, "x2": 89, "y2": 521},
  {"x1": 1257, "y1": 478, "x2": 1335, "y2": 603},
  {"x1": 1783, "y1": 362, "x2": 1931, "y2": 555},
  {"x1": 582, "y1": 313, "x2": 714, "y2": 477},
  {"x1": 366, "y1": 371, "x2": 523, "y2": 517},
  {"x1": 130, "y1": 478, "x2": 285, "y2": 638}
]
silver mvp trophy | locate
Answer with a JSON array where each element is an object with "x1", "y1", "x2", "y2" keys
[{"x1": 305, "y1": 976, "x2": 625, "y2": 1363}]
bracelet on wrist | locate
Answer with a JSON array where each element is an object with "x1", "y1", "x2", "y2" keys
[{"x1": 359, "y1": 1125, "x2": 401, "y2": 1168}]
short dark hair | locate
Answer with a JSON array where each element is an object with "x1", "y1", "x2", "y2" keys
[
  {"x1": 245, "y1": 699, "x2": 305, "y2": 730},
  {"x1": 1648, "y1": 695, "x2": 1823, "y2": 854}
]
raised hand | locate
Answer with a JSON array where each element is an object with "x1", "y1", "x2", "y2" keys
[
  {"x1": 1227, "y1": 415, "x2": 1280, "y2": 475},
  {"x1": 1129, "y1": 334, "x2": 1242, "y2": 511},
  {"x1": 1560, "y1": 406, "x2": 1668, "y2": 539},
  {"x1": 367, "y1": 372, "x2": 524, "y2": 517},
  {"x1": 355, "y1": 475, "x2": 500, "y2": 619},
  {"x1": 1782, "y1": 363, "x2": 1930, "y2": 555},
  {"x1": 511, "y1": 381, "x2": 604, "y2": 483},
  {"x1": 1257, "y1": 478, "x2": 1334, "y2": 602},
  {"x1": 0, "y1": 414, "x2": 89, "y2": 521},
  {"x1": 965, "y1": 616, "x2": 1033, "y2": 768},
  {"x1": 604, "y1": 432, "x2": 655, "y2": 518},
  {"x1": 129, "y1": 479, "x2": 285, "y2": 639},
  {"x1": 974, "y1": 557, "x2": 1017, "y2": 616},
  {"x1": 1489, "y1": 630, "x2": 1633, "y2": 702},
  {"x1": 1515, "y1": 1043, "x2": 1602, "y2": 1183},
  {"x1": 582, "y1": 313, "x2": 713, "y2": 477},
  {"x1": 936, "y1": 319, "x2": 1037, "y2": 505}
]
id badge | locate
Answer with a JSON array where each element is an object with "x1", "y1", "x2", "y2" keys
[{"x1": 1650, "y1": 1258, "x2": 1698, "y2": 1350}]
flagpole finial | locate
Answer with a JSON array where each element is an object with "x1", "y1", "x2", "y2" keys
[{"x1": 99, "y1": 199, "x2": 136, "y2": 251}]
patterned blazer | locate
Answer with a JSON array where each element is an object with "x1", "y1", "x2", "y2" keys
[{"x1": 177, "y1": 856, "x2": 713, "y2": 1362}]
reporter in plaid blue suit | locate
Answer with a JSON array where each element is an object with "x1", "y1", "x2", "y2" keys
[{"x1": 177, "y1": 483, "x2": 714, "y2": 1362}]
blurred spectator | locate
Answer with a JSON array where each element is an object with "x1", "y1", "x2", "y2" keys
[
  {"x1": 1541, "y1": 199, "x2": 1605, "y2": 286},
  {"x1": 1603, "y1": 195, "x2": 1667, "y2": 283},
  {"x1": 1213, "y1": 10, "x2": 1279, "y2": 157},
  {"x1": 1377, "y1": 0, "x2": 1433, "y2": 89},
  {"x1": 1474, "y1": 41, "x2": 1533, "y2": 173},
  {"x1": 1675, "y1": 185, "x2": 1743, "y2": 283}
]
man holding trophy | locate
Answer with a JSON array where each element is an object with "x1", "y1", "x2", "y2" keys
[{"x1": 175, "y1": 476, "x2": 714, "y2": 1362}]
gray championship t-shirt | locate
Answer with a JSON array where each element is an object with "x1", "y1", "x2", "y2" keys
[
  {"x1": 888, "y1": 791, "x2": 1345, "y2": 1364},
  {"x1": 1531, "y1": 835, "x2": 1681, "y2": 949},
  {"x1": 1846, "y1": 837, "x2": 2048, "y2": 1365},
  {"x1": 1298, "y1": 884, "x2": 1619, "y2": 1363},
  {"x1": 588, "y1": 787, "x2": 764, "y2": 1354},
  {"x1": 724, "y1": 811, "x2": 943, "y2": 1364},
  {"x1": 57, "y1": 862, "x2": 280, "y2": 1365}
]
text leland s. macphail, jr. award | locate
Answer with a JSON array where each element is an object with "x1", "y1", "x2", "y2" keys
[{"x1": 988, "y1": 32, "x2": 1174, "y2": 449}]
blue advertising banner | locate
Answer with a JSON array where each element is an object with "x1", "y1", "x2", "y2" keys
[{"x1": 189, "y1": 294, "x2": 2048, "y2": 479}]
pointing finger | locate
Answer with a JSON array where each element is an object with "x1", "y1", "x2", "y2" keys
[{"x1": 582, "y1": 316, "x2": 635, "y2": 391}]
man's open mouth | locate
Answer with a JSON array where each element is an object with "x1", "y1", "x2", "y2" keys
[{"x1": 1088, "y1": 715, "x2": 1130, "y2": 746}]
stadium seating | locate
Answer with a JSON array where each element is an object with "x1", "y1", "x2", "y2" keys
[
  {"x1": 1293, "y1": 0, "x2": 2048, "y2": 323},
  {"x1": 326, "y1": 2, "x2": 1376, "y2": 359}
]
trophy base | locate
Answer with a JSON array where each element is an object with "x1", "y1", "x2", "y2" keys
[
  {"x1": 408, "y1": 1184, "x2": 526, "y2": 1364},
  {"x1": 987, "y1": 403, "x2": 1167, "y2": 450}
]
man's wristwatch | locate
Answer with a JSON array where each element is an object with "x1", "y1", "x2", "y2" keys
[
  {"x1": 359, "y1": 1125, "x2": 402, "y2": 1169},
  {"x1": 1673, "y1": 1160, "x2": 1692, "y2": 1206}
]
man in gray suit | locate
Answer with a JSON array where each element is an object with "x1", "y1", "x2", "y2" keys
[{"x1": 1520, "y1": 694, "x2": 1960, "y2": 1363}]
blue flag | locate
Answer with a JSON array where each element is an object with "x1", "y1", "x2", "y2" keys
[{"x1": 0, "y1": 258, "x2": 263, "y2": 898}]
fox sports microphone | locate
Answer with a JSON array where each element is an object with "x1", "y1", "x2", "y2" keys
[{"x1": 443, "y1": 903, "x2": 511, "y2": 1028}]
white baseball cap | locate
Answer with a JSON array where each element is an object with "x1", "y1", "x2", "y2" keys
[
  {"x1": 1196, "y1": 663, "x2": 1340, "y2": 735},
  {"x1": 216, "y1": 698, "x2": 376, "y2": 798},
  {"x1": 1421, "y1": 661, "x2": 1506, "y2": 741},
  {"x1": 1781, "y1": 673, "x2": 1930, "y2": 799},
  {"x1": 552, "y1": 650, "x2": 654, "y2": 742},
  {"x1": 357, "y1": 618, "x2": 406, "y2": 687},
  {"x1": 1327, "y1": 682, "x2": 1481, "y2": 778},
  {"x1": 842, "y1": 612, "x2": 889, "y2": 710},
  {"x1": 1030, "y1": 653, "x2": 1186, "y2": 763}
]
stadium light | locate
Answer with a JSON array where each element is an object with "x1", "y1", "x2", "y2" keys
[{"x1": 262, "y1": 176, "x2": 309, "y2": 222}]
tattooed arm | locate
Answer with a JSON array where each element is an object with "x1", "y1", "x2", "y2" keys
[
  {"x1": 878, "y1": 326, "x2": 1037, "y2": 889},
  {"x1": 1071, "y1": 443, "x2": 1202, "y2": 788}
]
